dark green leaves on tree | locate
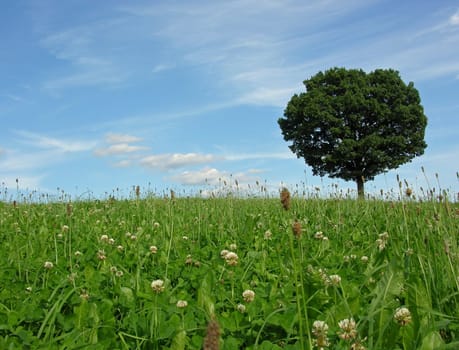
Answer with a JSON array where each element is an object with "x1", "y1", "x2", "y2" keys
[{"x1": 278, "y1": 67, "x2": 428, "y2": 198}]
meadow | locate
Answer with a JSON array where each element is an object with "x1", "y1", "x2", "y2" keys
[{"x1": 0, "y1": 184, "x2": 458, "y2": 349}]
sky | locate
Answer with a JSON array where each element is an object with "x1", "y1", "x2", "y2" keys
[{"x1": 1, "y1": 0, "x2": 458, "y2": 201}]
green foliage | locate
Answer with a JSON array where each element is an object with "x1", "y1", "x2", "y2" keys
[
  {"x1": 278, "y1": 67, "x2": 428, "y2": 197},
  {"x1": 0, "y1": 193, "x2": 457, "y2": 349}
]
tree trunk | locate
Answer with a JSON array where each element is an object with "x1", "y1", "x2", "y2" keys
[{"x1": 356, "y1": 177, "x2": 365, "y2": 199}]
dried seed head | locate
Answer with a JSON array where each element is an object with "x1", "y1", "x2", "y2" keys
[
  {"x1": 280, "y1": 187, "x2": 291, "y2": 210},
  {"x1": 292, "y1": 220, "x2": 302, "y2": 238},
  {"x1": 203, "y1": 318, "x2": 220, "y2": 350}
]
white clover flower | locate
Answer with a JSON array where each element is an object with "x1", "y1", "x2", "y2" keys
[
  {"x1": 394, "y1": 307, "x2": 411, "y2": 326},
  {"x1": 115, "y1": 270, "x2": 124, "y2": 277},
  {"x1": 242, "y1": 289, "x2": 255, "y2": 303},
  {"x1": 361, "y1": 256, "x2": 369, "y2": 263},
  {"x1": 100, "y1": 234, "x2": 109, "y2": 243},
  {"x1": 224, "y1": 251, "x2": 238, "y2": 266},
  {"x1": 237, "y1": 304, "x2": 246, "y2": 313},
  {"x1": 25, "y1": 286, "x2": 33, "y2": 293},
  {"x1": 312, "y1": 320, "x2": 329, "y2": 348},
  {"x1": 229, "y1": 243, "x2": 237, "y2": 251},
  {"x1": 150, "y1": 245, "x2": 158, "y2": 254},
  {"x1": 264, "y1": 230, "x2": 272, "y2": 240},
  {"x1": 125, "y1": 232, "x2": 132, "y2": 238},
  {"x1": 44, "y1": 261, "x2": 54, "y2": 269},
  {"x1": 338, "y1": 318, "x2": 357, "y2": 340},
  {"x1": 176, "y1": 300, "x2": 188, "y2": 308},
  {"x1": 57, "y1": 233, "x2": 63, "y2": 239},
  {"x1": 314, "y1": 231, "x2": 324, "y2": 240},
  {"x1": 220, "y1": 249, "x2": 229, "y2": 258},
  {"x1": 108, "y1": 238, "x2": 115, "y2": 245},
  {"x1": 74, "y1": 251, "x2": 83, "y2": 257},
  {"x1": 151, "y1": 279, "x2": 165, "y2": 293},
  {"x1": 182, "y1": 236, "x2": 189, "y2": 240},
  {"x1": 322, "y1": 236, "x2": 329, "y2": 241},
  {"x1": 110, "y1": 266, "x2": 118, "y2": 273},
  {"x1": 97, "y1": 250, "x2": 106, "y2": 260},
  {"x1": 117, "y1": 245, "x2": 124, "y2": 252},
  {"x1": 130, "y1": 234, "x2": 137, "y2": 241},
  {"x1": 62, "y1": 225, "x2": 69, "y2": 232},
  {"x1": 153, "y1": 222, "x2": 160, "y2": 228},
  {"x1": 329, "y1": 274, "x2": 341, "y2": 286}
]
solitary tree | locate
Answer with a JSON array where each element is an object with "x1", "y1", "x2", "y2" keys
[{"x1": 278, "y1": 67, "x2": 427, "y2": 198}]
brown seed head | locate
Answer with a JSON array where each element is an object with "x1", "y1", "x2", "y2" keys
[
  {"x1": 203, "y1": 318, "x2": 220, "y2": 350},
  {"x1": 292, "y1": 220, "x2": 302, "y2": 238},
  {"x1": 280, "y1": 187, "x2": 291, "y2": 210}
]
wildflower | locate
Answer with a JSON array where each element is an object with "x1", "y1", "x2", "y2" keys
[
  {"x1": 185, "y1": 254, "x2": 193, "y2": 265},
  {"x1": 150, "y1": 245, "x2": 158, "y2": 254},
  {"x1": 130, "y1": 234, "x2": 137, "y2": 241},
  {"x1": 100, "y1": 234, "x2": 109, "y2": 243},
  {"x1": 314, "y1": 231, "x2": 324, "y2": 240},
  {"x1": 376, "y1": 232, "x2": 389, "y2": 251},
  {"x1": 203, "y1": 318, "x2": 220, "y2": 350},
  {"x1": 110, "y1": 266, "x2": 117, "y2": 273},
  {"x1": 242, "y1": 289, "x2": 255, "y2": 303},
  {"x1": 108, "y1": 238, "x2": 115, "y2": 245},
  {"x1": 237, "y1": 304, "x2": 246, "y2": 313},
  {"x1": 151, "y1": 279, "x2": 165, "y2": 293},
  {"x1": 264, "y1": 230, "x2": 272, "y2": 240},
  {"x1": 280, "y1": 187, "x2": 291, "y2": 210},
  {"x1": 68, "y1": 272, "x2": 77, "y2": 283},
  {"x1": 229, "y1": 243, "x2": 237, "y2": 251},
  {"x1": 394, "y1": 307, "x2": 411, "y2": 326},
  {"x1": 338, "y1": 318, "x2": 358, "y2": 340},
  {"x1": 224, "y1": 251, "x2": 238, "y2": 266},
  {"x1": 57, "y1": 233, "x2": 63, "y2": 239},
  {"x1": 44, "y1": 261, "x2": 54, "y2": 269},
  {"x1": 62, "y1": 225, "x2": 69, "y2": 232},
  {"x1": 182, "y1": 235, "x2": 189, "y2": 240},
  {"x1": 220, "y1": 249, "x2": 229, "y2": 258},
  {"x1": 329, "y1": 274, "x2": 341, "y2": 286},
  {"x1": 125, "y1": 232, "x2": 132, "y2": 238},
  {"x1": 361, "y1": 256, "x2": 369, "y2": 263},
  {"x1": 80, "y1": 290, "x2": 90, "y2": 300},
  {"x1": 97, "y1": 250, "x2": 106, "y2": 260},
  {"x1": 153, "y1": 222, "x2": 160, "y2": 228},
  {"x1": 312, "y1": 320, "x2": 329, "y2": 349},
  {"x1": 25, "y1": 286, "x2": 32, "y2": 293},
  {"x1": 117, "y1": 245, "x2": 124, "y2": 252},
  {"x1": 74, "y1": 251, "x2": 82, "y2": 257},
  {"x1": 115, "y1": 270, "x2": 124, "y2": 277},
  {"x1": 176, "y1": 300, "x2": 188, "y2": 308}
]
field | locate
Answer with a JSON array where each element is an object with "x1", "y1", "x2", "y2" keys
[{"x1": 0, "y1": 187, "x2": 458, "y2": 349}]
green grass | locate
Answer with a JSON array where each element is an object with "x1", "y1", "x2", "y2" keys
[{"x1": 0, "y1": 191, "x2": 458, "y2": 349}]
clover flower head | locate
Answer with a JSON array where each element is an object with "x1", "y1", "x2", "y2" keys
[
  {"x1": 151, "y1": 279, "x2": 165, "y2": 293},
  {"x1": 176, "y1": 300, "x2": 188, "y2": 308},
  {"x1": 361, "y1": 256, "x2": 369, "y2": 263},
  {"x1": 97, "y1": 250, "x2": 106, "y2": 260},
  {"x1": 338, "y1": 318, "x2": 357, "y2": 340},
  {"x1": 394, "y1": 307, "x2": 411, "y2": 326},
  {"x1": 312, "y1": 320, "x2": 329, "y2": 349},
  {"x1": 237, "y1": 304, "x2": 246, "y2": 313},
  {"x1": 224, "y1": 251, "x2": 238, "y2": 266},
  {"x1": 229, "y1": 243, "x2": 237, "y2": 251},
  {"x1": 329, "y1": 274, "x2": 341, "y2": 286},
  {"x1": 314, "y1": 231, "x2": 324, "y2": 240},
  {"x1": 150, "y1": 245, "x2": 158, "y2": 254},
  {"x1": 264, "y1": 230, "x2": 272, "y2": 240},
  {"x1": 117, "y1": 245, "x2": 124, "y2": 252},
  {"x1": 100, "y1": 234, "x2": 109, "y2": 243},
  {"x1": 220, "y1": 249, "x2": 229, "y2": 258},
  {"x1": 44, "y1": 261, "x2": 54, "y2": 269},
  {"x1": 242, "y1": 289, "x2": 255, "y2": 303}
]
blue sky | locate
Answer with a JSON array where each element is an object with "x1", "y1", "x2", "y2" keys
[{"x1": 1, "y1": 0, "x2": 458, "y2": 200}]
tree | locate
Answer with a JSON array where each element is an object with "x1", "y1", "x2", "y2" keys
[{"x1": 278, "y1": 67, "x2": 427, "y2": 198}]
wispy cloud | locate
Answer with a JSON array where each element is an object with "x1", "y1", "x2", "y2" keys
[
  {"x1": 449, "y1": 9, "x2": 459, "y2": 25},
  {"x1": 140, "y1": 153, "x2": 218, "y2": 171},
  {"x1": 105, "y1": 133, "x2": 143, "y2": 144},
  {"x1": 94, "y1": 143, "x2": 148, "y2": 156},
  {"x1": 16, "y1": 130, "x2": 96, "y2": 152}
]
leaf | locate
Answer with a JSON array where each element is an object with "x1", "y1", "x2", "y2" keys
[
  {"x1": 420, "y1": 331, "x2": 444, "y2": 350},
  {"x1": 169, "y1": 329, "x2": 187, "y2": 350}
]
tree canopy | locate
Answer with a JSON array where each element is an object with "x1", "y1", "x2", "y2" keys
[{"x1": 278, "y1": 67, "x2": 428, "y2": 198}]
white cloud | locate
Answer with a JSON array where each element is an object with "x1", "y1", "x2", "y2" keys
[
  {"x1": 140, "y1": 153, "x2": 217, "y2": 170},
  {"x1": 0, "y1": 175, "x2": 45, "y2": 191},
  {"x1": 94, "y1": 143, "x2": 148, "y2": 156},
  {"x1": 105, "y1": 133, "x2": 143, "y2": 144},
  {"x1": 450, "y1": 10, "x2": 459, "y2": 25},
  {"x1": 171, "y1": 167, "x2": 224, "y2": 185},
  {"x1": 16, "y1": 130, "x2": 96, "y2": 153},
  {"x1": 224, "y1": 152, "x2": 294, "y2": 161}
]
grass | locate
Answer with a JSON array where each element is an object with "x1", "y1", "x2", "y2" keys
[{"x1": 0, "y1": 186, "x2": 458, "y2": 349}]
